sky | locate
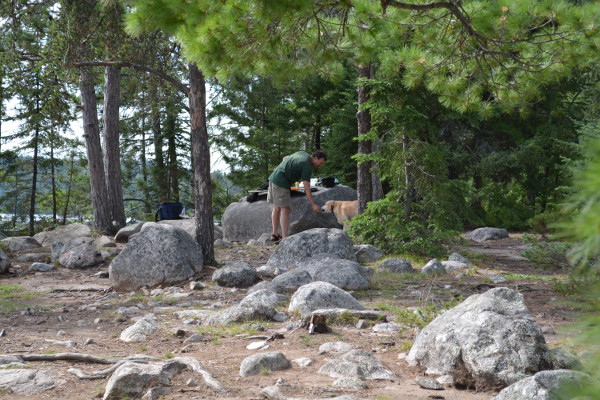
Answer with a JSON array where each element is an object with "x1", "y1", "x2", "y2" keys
[{"x1": 1, "y1": 96, "x2": 229, "y2": 173}]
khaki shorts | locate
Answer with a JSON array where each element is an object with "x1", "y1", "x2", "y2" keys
[{"x1": 267, "y1": 181, "x2": 290, "y2": 208}]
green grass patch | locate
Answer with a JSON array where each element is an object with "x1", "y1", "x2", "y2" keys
[{"x1": 0, "y1": 285, "x2": 38, "y2": 314}]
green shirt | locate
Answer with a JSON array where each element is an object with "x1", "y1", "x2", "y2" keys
[{"x1": 269, "y1": 151, "x2": 313, "y2": 188}]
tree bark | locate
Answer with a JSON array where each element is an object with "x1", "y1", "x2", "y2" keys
[
  {"x1": 28, "y1": 120, "x2": 39, "y2": 236},
  {"x1": 79, "y1": 67, "x2": 112, "y2": 233},
  {"x1": 166, "y1": 110, "x2": 179, "y2": 201},
  {"x1": 62, "y1": 151, "x2": 75, "y2": 225},
  {"x1": 371, "y1": 138, "x2": 383, "y2": 202},
  {"x1": 102, "y1": 65, "x2": 126, "y2": 232},
  {"x1": 150, "y1": 84, "x2": 167, "y2": 203},
  {"x1": 356, "y1": 64, "x2": 373, "y2": 214},
  {"x1": 188, "y1": 63, "x2": 214, "y2": 264}
]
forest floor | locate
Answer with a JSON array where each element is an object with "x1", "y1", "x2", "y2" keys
[{"x1": 0, "y1": 233, "x2": 584, "y2": 400}]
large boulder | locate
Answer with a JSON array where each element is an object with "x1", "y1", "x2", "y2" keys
[
  {"x1": 295, "y1": 254, "x2": 371, "y2": 290},
  {"x1": 266, "y1": 228, "x2": 356, "y2": 273},
  {"x1": 406, "y1": 287, "x2": 552, "y2": 390},
  {"x1": 1, "y1": 236, "x2": 41, "y2": 253},
  {"x1": 289, "y1": 281, "x2": 365, "y2": 318},
  {"x1": 490, "y1": 370, "x2": 590, "y2": 400},
  {"x1": 109, "y1": 223, "x2": 203, "y2": 292},
  {"x1": 222, "y1": 185, "x2": 357, "y2": 242},
  {"x1": 466, "y1": 227, "x2": 509, "y2": 242},
  {"x1": 53, "y1": 237, "x2": 102, "y2": 268},
  {"x1": 33, "y1": 223, "x2": 92, "y2": 247}
]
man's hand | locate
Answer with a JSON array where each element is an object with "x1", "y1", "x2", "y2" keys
[{"x1": 311, "y1": 203, "x2": 321, "y2": 213}]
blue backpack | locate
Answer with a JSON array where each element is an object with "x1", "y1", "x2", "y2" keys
[{"x1": 155, "y1": 202, "x2": 183, "y2": 221}]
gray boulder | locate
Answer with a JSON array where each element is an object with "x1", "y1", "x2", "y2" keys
[
  {"x1": 377, "y1": 258, "x2": 414, "y2": 274},
  {"x1": 239, "y1": 352, "x2": 291, "y2": 377},
  {"x1": 406, "y1": 287, "x2": 552, "y2": 390},
  {"x1": 109, "y1": 223, "x2": 203, "y2": 292},
  {"x1": 212, "y1": 261, "x2": 256, "y2": 288},
  {"x1": 318, "y1": 349, "x2": 395, "y2": 380},
  {"x1": 309, "y1": 256, "x2": 370, "y2": 290},
  {"x1": 0, "y1": 249, "x2": 10, "y2": 273},
  {"x1": 51, "y1": 237, "x2": 95, "y2": 262},
  {"x1": 248, "y1": 269, "x2": 313, "y2": 294},
  {"x1": 114, "y1": 222, "x2": 145, "y2": 242},
  {"x1": 448, "y1": 252, "x2": 472, "y2": 265},
  {"x1": 288, "y1": 281, "x2": 365, "y2": 318},
  {"x1": 222, "y1": 185, "x2": 357, "y2": 242},
  {"x1": 119, "y1": 314, "x2": 159, "y2": 343},
  {"x1": 33, "y1": 222, "x2": 91, "y2": 247},
  {"x1": 466, "y1": 227, "x2": 509, "y2": 242},
  {"x1": 159, "y1": 219, "x2": 223, "y2": 240},
  {"x1": 103, "y1": 360, "x2": 187, "y2": 400},
  {"x1": 266, "y1": 228, "x2": 356, "y2": 273},
  {"x1": 549, "y1": 348, "x2": 583, "y2": 371},
  {"x1": 205, "y1": 289, "x2": 287, "y2": 325},
  {"x1": 421, "y1": 259, "x2": 446, "y2": 274},
  {"x1": 1, "y1": 236, "x2": 41, "y2": 253},
  {"x1": 354, "y1": 244, "x2": 384, "y2": 264},
  {"x1": 93, "y1": 235, "x2": 115, "y2": 248},
  {"x1": 0, "y1": 369, "x2": 61, "y2": 394},
  {"x1": 59, "y1": 242, "x2": 104, "y2": 269},
  {"x1": 441, "y1": 260, "x2": 468, "y2": 272},
  {"x1": 491, "y1": 370, "x2": 590, "y2": 400},
  {"x1": 29, "y1": 262, "x2": 55, "y2": 272},
  {"x1": 0, "y1": 231, "x2": 5, "y2": 240}
]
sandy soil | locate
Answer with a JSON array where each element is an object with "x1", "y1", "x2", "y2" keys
[{"x1": 0, "y1": 234, "x2": 579, "y2": 399}]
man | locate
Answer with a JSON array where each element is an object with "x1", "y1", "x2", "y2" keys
[{"x1": 267, "y1": 150, "x2": 327, "y2": 241}]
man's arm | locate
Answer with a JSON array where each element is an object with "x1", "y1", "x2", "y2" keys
[{"x1": 303, "y1": 180, "x2": 321, "y2": 213}]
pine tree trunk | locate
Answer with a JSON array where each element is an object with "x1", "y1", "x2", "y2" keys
[
  {"x1": 50, "y1": 131, "x2": 57, "y2": 224},
  {"x1": 402, "y1": 133, "x2": 413, "y2": 219},
  {"x1": 29, "y1": 125, "x2": 39, "y2": 236},
  {"x1": 140, "y1": 98, "x2": 152, "y2": 215},
  {"x1": 150, "y1": 85, "x2": 167, "y2": 203},
  {"x1": 371, "y1": 138, "x2": 383, "y2": 201},
  {"x1": 79, "y1": 67, "x2": 112, "y2": 233},
  {"x1": 102, "y1": 65, "x2": 126, "y2": 232},
  {"x1": 356, "y1": 64, "x2": 373, "y2": 214},
  {"x1": 166, "y1": 111, "x2": 179, "y2": 201},
  {"x1": 188, "y1": 63, "x2": 214, "y2": 264},
  {"x1": 62, "y1": 152, "x2": 75, "y2": 225}
]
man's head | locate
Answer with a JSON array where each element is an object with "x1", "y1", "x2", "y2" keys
[{"x1": 310, "y1": 150, "x2": 327, "y2": 168}]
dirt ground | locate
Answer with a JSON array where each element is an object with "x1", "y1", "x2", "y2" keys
[{"x1": 0, "y1": 233, "x2": 581, "y2": 399}]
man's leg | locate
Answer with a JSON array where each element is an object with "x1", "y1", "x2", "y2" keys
[
  {"x1": 271, "y1": 206, "x2": 281, "y2": 237},
  {"x1": 280, "y1": 207, "x2": 290, "y2": 238}
]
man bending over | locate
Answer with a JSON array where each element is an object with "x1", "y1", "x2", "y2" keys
[{"x1": 267, "y1": 150, "x2": 327, "y2": 241}]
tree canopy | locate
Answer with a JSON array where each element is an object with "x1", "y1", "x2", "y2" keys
[{"x1": 126, "y1": 0, "x2": 600, "y2": 115}]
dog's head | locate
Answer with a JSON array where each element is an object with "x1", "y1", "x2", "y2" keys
[{"x1": 321, "y1": 200, "x2": 335, "y2": 213}]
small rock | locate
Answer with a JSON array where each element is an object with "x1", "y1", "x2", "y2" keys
[
  {"x1": 57, "y1": 330, "x2": 66, "y2": 337},
  {"x1": 490, "y1": 274, "x2": 507, "y2": 284},
  {"x1": 29, "y1": 263, "x2": 55, "y2": 272},
  {"x1": 184, "y1": 334, "x2": 204, "y2": 343},
  {"x1": 292, "y1": 357, "x2": 313, "y2": 367},
  {"x1": 356, "y1": 319, "x2": 369, "y2": 329},
  {"x1": 190, "y1": 281, "x2": 205, "y2": 291},
  {"x1": 246, "y1": 341, "x2": 269, "y2": 351},
  {"x1": 333, "y1": 377, "x2": 368, "y2": 390},
  {"x1": 415, "y1": 377, "x2": 444, "y2": 390}
]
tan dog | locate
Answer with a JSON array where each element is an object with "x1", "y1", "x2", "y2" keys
[{"x1": 321, "y1": 200, "x2": 358, "y2": 229}]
